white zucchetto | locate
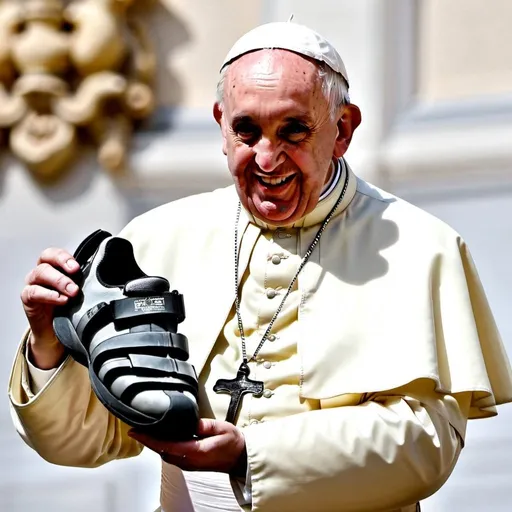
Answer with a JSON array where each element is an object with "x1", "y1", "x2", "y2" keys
[{"x1": 220, "y1": 21, "x2": 349, "y2": 86}]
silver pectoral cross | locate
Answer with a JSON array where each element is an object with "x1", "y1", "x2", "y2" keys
[{"x1": 213, "y1": 362, "x2": 264, "y2": 424}]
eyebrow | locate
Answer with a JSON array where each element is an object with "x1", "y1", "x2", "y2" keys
[
  {"x1": 283, "y1": 115, "x2": 313, "y2": 124},
  {"x1": 231, "y1": 115, "x2": 253, "y2": 125},
  {"x1": 231, "y1": 114, "x2": 314, "y2": 125}
]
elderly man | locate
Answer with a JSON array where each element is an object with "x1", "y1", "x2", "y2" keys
[{"x1": 8, "y1": 21, "x2": 512, "y2": 512}]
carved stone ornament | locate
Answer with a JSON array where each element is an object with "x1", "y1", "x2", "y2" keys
[{"x1": 0, "y1": 0, "x2": 156, "y2": 182}]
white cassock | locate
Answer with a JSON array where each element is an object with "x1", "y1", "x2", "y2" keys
[{"x1": 9, "y1": 159, "x2": 512, "y2": 511}]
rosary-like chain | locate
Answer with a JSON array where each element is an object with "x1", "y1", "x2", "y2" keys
[{"x1": 235, "y1": 168, "x2": 350, "y2": 363}]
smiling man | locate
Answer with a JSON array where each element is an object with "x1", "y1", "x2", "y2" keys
[
  {"x1": 8, "y1": 21, "x2": 512, "y2": 512},
  {"x1": 214, "y1": 47, "x2": 360, "y2": 226}
]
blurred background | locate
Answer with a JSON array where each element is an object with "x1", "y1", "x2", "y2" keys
[{"x1": 1, "y1": 0, "x2": 512, "y2": 510}]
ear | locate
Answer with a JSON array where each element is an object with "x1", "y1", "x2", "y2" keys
[
  {"x1": 213, "y1": 102, "x2": 228, "y2": 155},
  {"x1": 333, "y1": 104, "x2": 361, "y2": 158}
]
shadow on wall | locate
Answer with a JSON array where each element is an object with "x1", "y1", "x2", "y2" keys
[{"x1": 135, "y1": 2, "x2": 191, "y2": 110}]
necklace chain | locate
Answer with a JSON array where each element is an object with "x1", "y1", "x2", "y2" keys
[{"x1": 234, "y1": 163, "x2": 350, "y2": 364}]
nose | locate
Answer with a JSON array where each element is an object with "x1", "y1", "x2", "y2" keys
[{"x1": 253, "y1": 137, "x2": 285, "y2": 172}]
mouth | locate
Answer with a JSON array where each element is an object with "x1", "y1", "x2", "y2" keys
[
  {"x1": 255, "y1": 174, "x2": 296, "y2": 188},
  {"x1": 249, "y1": 171, "x2": 301, "y2": 222}
]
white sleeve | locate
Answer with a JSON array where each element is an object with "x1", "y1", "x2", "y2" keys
[
  {"x1": 25, "y1": 345, "x2": 59, "y2": 395},
  {"x1": 230, "y1": 464, "x2": 252, "y2": 509},
  {"x1": 240, "y1": 389, "x2": 469, "y2": 512}
]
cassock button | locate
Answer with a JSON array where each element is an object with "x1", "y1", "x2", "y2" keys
[
  {"x1": 271, "y1": 255, "x2": 281, "y2": 265},
  {"x1": 276, "y1": 229, "x2": 292, "y2": 239},
  {"x1": 263, "y1": 361, "x2": 272, "y2": 369},
  {"x1": 267, "y1": 334, "x2": 276, "y2": 342},
  {"x1": 263, "y1": 389, "x2": 273, "y2": 398},
  {"x1": 266, "y1": 288, "x2": 277, "y2": 299}
]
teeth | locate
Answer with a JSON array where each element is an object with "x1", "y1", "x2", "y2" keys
[{"x1": 259, "y1": 175, "x2": 292, "y2": 185}]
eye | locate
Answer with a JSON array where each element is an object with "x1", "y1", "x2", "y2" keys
[
  {"x1": 280, "y1": 121, "x2": 310, "y2": 143},
  {"x1": 233, "y1": 121, "x2": 260, "y2": 143}
]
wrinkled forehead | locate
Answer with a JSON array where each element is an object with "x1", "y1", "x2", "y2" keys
[
  {"x1": 225, "y1": 49, "x2": 322, "y2": 91},
  {"x1": 222, "y1": 49, "x2": 329, "y2": 119}
]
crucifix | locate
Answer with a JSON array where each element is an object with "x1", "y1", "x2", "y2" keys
[{"x1": 213, "y1": 362, "x2": 264, "y2": 424}]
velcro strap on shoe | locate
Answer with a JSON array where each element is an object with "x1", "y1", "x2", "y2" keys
[
  {"x1": 128, "y1": 354, "x2": 197, "y2": 382},
  {"x1": 98, "y1": 355, "x2": 198, "y2": 395},
  {"x1": 76, "y1": 302, "x2": 112, "y2": 348},
  {"x1": 90, "y1": 331, "x2": 190, "y2": 371},
  {"x1": 75, "y1": 292, "x2": 186, "y2": 348},
  {"x1": 112, "y1": 293, "x2": 185, "y2": 329}
]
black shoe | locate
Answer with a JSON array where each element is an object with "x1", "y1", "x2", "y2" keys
[{"x1": 53, "y1": 230, "x2": 199, "y2": 440}]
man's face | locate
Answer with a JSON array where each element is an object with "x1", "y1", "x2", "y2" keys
[{"x1": 214, "y1": 49, "x2": 359, "y2": 226}]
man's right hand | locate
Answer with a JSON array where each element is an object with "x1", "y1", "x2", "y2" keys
[{"x1": 21, "y1": 248, "x2": 81, "y2": 370}]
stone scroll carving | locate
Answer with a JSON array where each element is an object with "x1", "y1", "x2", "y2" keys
[{"x1": 0, "y1": 0, "x2": 156, "y2": 182}]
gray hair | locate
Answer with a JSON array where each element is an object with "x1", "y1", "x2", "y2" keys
[{"x1": 215, "y1": 60, "x2": 350, "y2": 119}]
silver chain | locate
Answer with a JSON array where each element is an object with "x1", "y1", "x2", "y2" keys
[{"x1": 234, "y1": 167, "x2": 350, "y2": 363}]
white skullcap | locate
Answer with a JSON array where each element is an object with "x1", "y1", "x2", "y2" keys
[{"x1": 221, "y1": 21, "x2": 349, "y2": 86}]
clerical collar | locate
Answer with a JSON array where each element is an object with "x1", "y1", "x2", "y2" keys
[
  {"x1": 245, "y1": 157, "x2": 357, "y2": 229},
  {"x1": 318, "y1": 157, "x2": 341, "y2": 201}
]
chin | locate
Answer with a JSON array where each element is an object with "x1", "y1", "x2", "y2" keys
[{"x1": 253, "y1": 208, "x2": 304, "y2": 227}]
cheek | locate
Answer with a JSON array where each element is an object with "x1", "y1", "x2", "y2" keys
[
  {"x1": 284, "y1": 144, "x2": 309, "y2": 167},
  {"x1": 286, "y1": 148, "x2": 324, "y2": 186},
  {"x1": 227, "y1": 142, "x2": 253, "y2": 178}
]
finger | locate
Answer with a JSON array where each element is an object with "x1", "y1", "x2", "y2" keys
[
  {"x1": 128, "y1": 431, "x2": 199, "y2": 457},
  {"x1": 197, "y1": 418, "x2": 224, "y2": 437},
  {"x1": 193, "y1": 432, "x2": 229, "y2": 453},
  {"x1": 128, "y1": 421, "x2": 232, "y2": 455},
  {"x1": 25, "y1": 263, "x2": 79, "y2": 296},
  {"x1": 127, "y1": 431, "x2": 173, "y2": 454},
  {"x1": 37, "y1": 248, "x2": 79, "y2": 274},
  {"x1": 21, "y1": 284, "x2": 70, "y2": 307},
  {"x1": 195, "y1": 421, "x2": 244, "y2": 453}
]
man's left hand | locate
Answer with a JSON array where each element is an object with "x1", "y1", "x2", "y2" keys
[{"x1": 128, "y1": 418, "x2": 246, "y2": 474}]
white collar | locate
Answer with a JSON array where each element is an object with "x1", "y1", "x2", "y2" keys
[{"x1": 319, "y1": 158, "x2": 341, "y2": 201}]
